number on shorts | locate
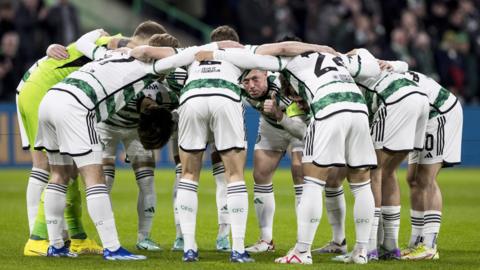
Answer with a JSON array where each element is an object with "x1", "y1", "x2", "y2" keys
[{"x1": 425, "y1": 134, "x2": 434, "y2": 151}]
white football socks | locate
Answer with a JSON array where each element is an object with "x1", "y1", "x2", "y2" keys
[
  {"x1": 176, "y1": 179, "x2": 198, "y2": 252},
  {"x1": 173, "y1": 163, "x2": 182, "y2": 238},
  {"x1": 325, "y1": 186, "x2": 346, "y2": 244},
  {"x1": 350, "y1": 180, "x2": 375, "y2": 249},
  {"x1": 26, "y1": 168, "x2": 49, "y2": 233},
  {"x1": 86, "y1": 184, "x2": 120, "y2": 251},
  {"x1": 135, "y1": 167, "x2": 156, "y2": 242},
  {"x1": 423, "y1": 210, "x2": 441, "y2": 249},
  {"x1": 213, "y1": 162, "x2": 230, "y2": 238},
  {"x1": 381, "y1": 205, "x2": 401, "y2": 251},
  {"x1": 295, "y1": 177, "x2": 325, "y2": 253},
  {"x1": 44, "y1": 183, "x2": 68, "y2": 248},
  {"x1": 253, "y1": 183, "x2": 275, "y2": 242},
  {"x1": 409, "y1": 209, "x2": 425, "y2": 247},
  {"x1": 293, "y1": 184, "x2": 303, "y2": 214},
  {"x1": 227, "y1": 181, "x2": 248, "y2": 253},
  {"x1": 368, "y1": 208, "x2": 381, "y2": 252},
  {"x1": 103, "y1": 165, "x2": 115, "y2": 192}
]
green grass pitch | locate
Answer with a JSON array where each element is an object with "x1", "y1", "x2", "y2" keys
[{"x1": 1, "y1": 168, "x2": 480, "y2": 269}]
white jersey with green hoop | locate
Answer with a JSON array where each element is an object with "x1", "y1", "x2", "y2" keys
[
  {"x1": 213, "y1": 50, "x2": 368, "y2": 120},
  {"x1": 281, "y1": 52, "x2": 369, "y2": 120},
  {"x1": 52, "y1": 42, "x2": 204, "y2": 122},
  {"x1": 180, "y1": 48, "x2": 247, "y2": 105},
  {"x1": 103, "y1": 80, "x2": 179, "y2": 128},
  {"x1": 402, "y1": 71, "x2": 458, "y2": 119},
  {"x1": 52, "y1": 49, "x2": 158, "y2": 122}
]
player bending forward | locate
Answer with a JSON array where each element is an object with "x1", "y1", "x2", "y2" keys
[
  {"x1": 97, "y1": 33, "x2": 181, "y2": 251},
  {"x1": 34, "y1": 30, "x2": 215, "y2": 259}
]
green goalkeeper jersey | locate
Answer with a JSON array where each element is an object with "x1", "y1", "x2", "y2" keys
[{"x1": 23, "y1": 35, "x2": 117, "y2": 92}]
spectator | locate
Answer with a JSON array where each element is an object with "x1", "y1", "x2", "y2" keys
[
  {"x1": 45, "y1": 0, "x2": 80, "y2": 45},
  {"x1": 0, "y1": 31, "x2": 21, "y2": 102},
  {"x1": 14, "y1": 0, "x2": 50, "y2": 72},
  {"x1": 237, "y1": 0, "x2": 275, "y2": 44},
  {"x1": 273, "y1": 0, "x2": 298, "y2": 40},
  {"x1": 412, "y1": 31, "x2": 439, "y2": 80},
  {"x1": 0, "y1": 1, "x2": 15, "y2": 41},
  {"x1": 383, "y1": 28, "x2": 416, "y2": 67}
]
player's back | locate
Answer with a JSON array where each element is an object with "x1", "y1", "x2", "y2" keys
[
  {"x1": 181, "y1": 48, "x2": 244, "y2": 104},
  {"x1": 403, "y1": 71, "x2": 457, "y2": 117},
  {"x1": 284, "y1": 52, "x2": 365, "y2": 119},
  {"x1": 54, "y1": 50, "x2": 155, "y2": 121},
  {"x1": 26, "y1": 36, "x2": 113, "y2": 90}
]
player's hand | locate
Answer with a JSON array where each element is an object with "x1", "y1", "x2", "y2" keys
[
  {"x1": 378, "y1": 60, "x2": 393, "y2": 71},
  {"x1": 263, "y1": 92, "x2": 284, "y2": 121},
  {"x1": 113, "y1": 47, "x2": 131, "y2": 54},
  {"x1": 346, "y1": 48, "x2": 357, "y2": 56},
  {"x1": 98, "y1": 29, "x2": 110, "y2": 37},
  {"x1": 195, "y1": 51, "x2": 214, "y2": 61},
  {"x1": 130, "y1": 45, "x2": 152, "y2": 62},
  {"x1": 316, "y1": 45, "x2": 338, "y2": 56},
  {"x1": 46, "y1": 44, "x2": 69, "y2": 60},
  {"x1": 217, "y1": 40, "x2": 244, "y2": 49}
]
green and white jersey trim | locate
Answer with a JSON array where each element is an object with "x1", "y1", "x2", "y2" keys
[
  {"x1": 104, "y1": 81, "x2": 180, "y2": 128},
  {"x1": 55, "y1": 73, "x2": 156, "y2": 122},
  {"x1": 282, "y1": 67, "x2": 367, "y2": 120},
  {"x1": 357, "y1": 71, "x2": 426, "y2": 107},
  {"x1": 16, "y1": 58, "x2": 45, "y2": 93},
  {"x1": 404, "y1": 71, "x2": 458, "y2": 119},
  {"x1": 180, "y1": 78, "x2": 242, "y2": 104}
]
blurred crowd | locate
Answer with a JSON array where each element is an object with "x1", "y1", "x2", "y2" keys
[
  {"x1": 2, "y1": 0, "x2": 480, "y2": 104},
  {"x1": 179, "y1": 0, "x2": 480, "y2": 104},
  {"x1": 0, "y1": 0, "x2": 79, "y2": 102}
]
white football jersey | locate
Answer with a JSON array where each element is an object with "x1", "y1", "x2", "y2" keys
[
  {"x1": 280, "y1": 53, "x2": 367, "y2": 120},
  {"x1": 53, "y1": 50, "x2": 158, "y2": 122},
  {"x1": 180, "y1": 48, "x2": 249, "y2": 105},
  {"x1": 104, "y1": 80, "x2": 179, "y2": 128},
  {"x1": 403, "y1": 71, "x2": 458, "y2": 118}
]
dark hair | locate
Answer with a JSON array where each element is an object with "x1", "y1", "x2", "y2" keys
[
  {"x1": 138, "y1": 107, "x2": 174, "y2": 150},
  {"x1": 276, "y1": 35, "x2": 303, "y2": 42},
  {"x1": 133, "y1": 20, "x2": 167, "y2": 40},
  {"x1": 210, "y1": 25, "x2": 239, "y2": 42},
  {"x1": 279, "y1": 73, "x2": 310, "y2": 114},
  {"x1": 148, "y1": 33, "x2": 179, "y2": 48}
]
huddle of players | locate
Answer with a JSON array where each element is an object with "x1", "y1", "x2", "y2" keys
[{"x1": 16, "y1": 21, "x2": 462, "y2": 264}]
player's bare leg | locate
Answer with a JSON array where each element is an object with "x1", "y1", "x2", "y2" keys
[{"x1": 102, "y1": 158, "x2": 116, "y2": 192}]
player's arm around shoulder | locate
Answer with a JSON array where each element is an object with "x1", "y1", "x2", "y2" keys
[
  {"x1": 75, "y1": 29, "x2": 110, "y2": 60},
  {"x1": 343, "y1": 48, "x2": 381, "y2": 79},
  {"x1": 255, "y1": 41, "x2": 337, "y2": 57}
]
